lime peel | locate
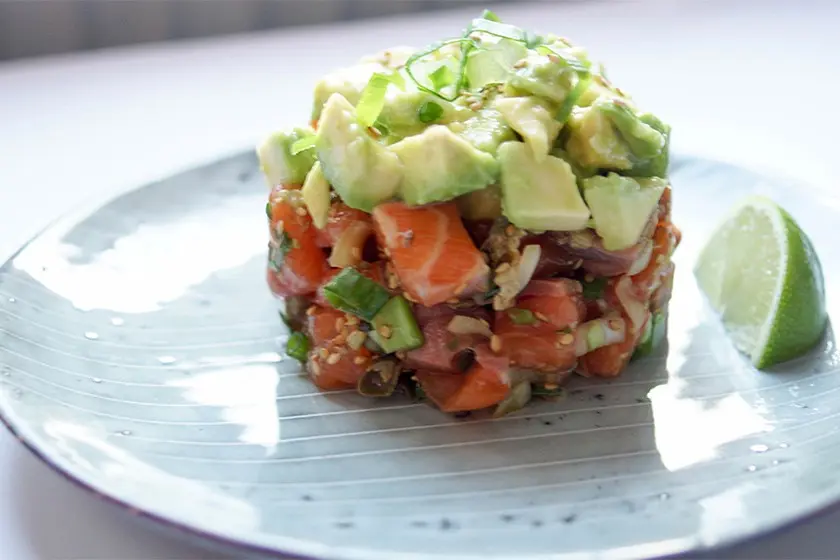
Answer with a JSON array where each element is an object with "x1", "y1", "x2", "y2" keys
[{"x1": 694, "y1": 195, "x2": 827, "y2": 369}]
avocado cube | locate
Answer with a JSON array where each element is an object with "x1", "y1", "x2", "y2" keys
[
  {"x1": 498, "y1": 141, "x2": 590, "y2": 231},
  {"x1": 256, "y1": 127, "x2": 316, "y2": 186},
  {"x1": 370, "y1": 296, "x2": 424, "y2": 353},
  {"x1": 581, "y1": 173, "x2": 666, "y2": 251},
  {"x1": 390, "y1": 125, "x2": 499, "y2": 206},
  {"x1": 315, "y1": 93, "x2": 404, "y2": 212}
]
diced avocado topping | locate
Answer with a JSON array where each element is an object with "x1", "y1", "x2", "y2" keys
[
  {"x1": 370, "y1": 296, "x2": 425, "y2": 353},
  {"x1": 256, "y1": 127, "x2": 317, "y2": 186},
  {"x1": 581, "y1": 173, "x2": 667, "y2": 251},
  {"x1": 315, "y1": 93, "x2": 404, "y2": 212},
  {"x1": 465, "y1": 38, "x2": 528, "y2": 90},
  {"x1": 456, "y1": 185, "x2": 502, "y2": 221},
  {"x1": 455, "y1": 108, "x2": 517, "y2": 154},
  {"x1": 391, "y1": 125, "x2": 499, "y2": 206},
  {"x1": 627, "y1": 112, "x2": 671, "y2": 178},
  {"x1": 506, "y1": 50, "x2": 580, "y2": 104},
  {"x1": 598, "y1": 99, "x2": 665, "y2": 160},
  {"x1": 377, "y1": 89, "x2": 471, "y2": 140},
  {"x1": 312, "y1": 61, "x2": 387, "y2": 121},
  {"x1": 273, "y1": 11, "x2": 673, "y2": 226},
  {"x1": 498, "y1": 141, "x2": 590, "y2": 231},
  {"x1": 565, "y1": 102, "x2": 632, "y2": 170},
  {"x1": 565, "y1": 97, "x2": 670, "y2": 175},
  {"x1": 301, "y1": 162, "x2": 331, "y2": 229},
  {"x1": 495, "y1": 96, "x2": 561, "y2": 161}
]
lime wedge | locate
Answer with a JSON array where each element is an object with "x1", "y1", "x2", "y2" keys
[{"x1": 694, "y1": 195, "x2": 827, "y2": 369}]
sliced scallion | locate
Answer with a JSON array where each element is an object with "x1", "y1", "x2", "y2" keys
[
  {"x1": 418, "y1": 101, "x2": 444, "y2": 123},
  {"x1": 428, "y1": 65, "x2": 456, "y2": 91},
  {"x1": 355, "y1": 71, "x2": 406, "y2": 128},
  {"x1": 507, "y1": 308, "x2": 537, "y2": 325},
  {"x1": 322, "y1": 267, "x2": 391, "y2": 321},
  {"x1": 268, "y1": 233, "x2": 293, "y2": 271},
  {"x1": 555, "y1": 72, "x2": 592, "y2": 124},
  {"x1": 290, "y1": 135, "x2": 316, "y2": 155},
  {"x1": 480, "y1": 9, "x2": 501, "y2": 22},
  {"x1": 582, "y1": 276, "x2": 607, "y2": 300},
  {"x1": 286, "y1": 331, "x2": 310, "y2": 363}
]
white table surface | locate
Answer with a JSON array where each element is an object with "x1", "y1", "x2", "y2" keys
[{"x1": 1, "y1": 1, "x2": 839, "y2": 558}]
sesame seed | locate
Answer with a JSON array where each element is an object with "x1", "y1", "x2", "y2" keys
[
  {"x1": 327, "y1": 353, "x2": 341, "y2": 365},
  {"x1": 505, "y1": 225, "x2": 516, "y2": 236},
  {"x1": 584, "y1": 274, "x2": 594, "y2": 283},
  {"x1": 306, "y1": 306, "x2": 317, "y2": 316},
  {"x1": 547, "y1": 54, "x2": 561, "y2": 64},
  {"x1": 353, "y1": 356, "x2": 367, "y2": 365},
  {"x1": 377, "y1": 325, "x2": 392, "y2": 339},
  {"x1": 335, "y1": 317, "x2": 346, "y2": 331},
  {"x1": 310, "y1": 360, "x2": 321, "y2": 375},
  {"x1": 490, "y1": 335, "x2": 502, "y2": 353},
  {"x1": 383, "y1": 248, "x2": 391, "y2": 257},
  {"x1": 544, "y1": 383, "x2": 559, "y2": 391},
  {"x1": 513, "y1": 59, "x2": 527, "y2": 69},
  {"x1": 447, "y1": 298, "x2": 459, "y2": 304},
  {"x1": 351, "y1": 247, "x2": 361, "y2": 259},
  {"x1": 535, "y1": 312, "x2": 548, "y2": 322},
  {"x1": 403, "y1": 292, "x2": 418, "y2": 303},
  {"x1": 295, "y1": 207, "x2": 307, "y2": 216},
  {"x1": 346, "y1": 330, "x2": 367, "y2": 350},
  {"x1": 608, "y1": 319, "x2": 622, "y2": 331},
  {"x1": 454, "y1": 282, "x2": 467, "y2": 295},
  {"x1": 395, "y1": 351, "x2": 406, "y2": 360},
  {"x1": 318, "y1": 348, "x2": 329, "y2": 360},
  {"x1": 559, "y1": 333, "x2": 575, "y2": 345},
  {"x1": 345, "y1": 315, "x2": 359, "y2": 326}
]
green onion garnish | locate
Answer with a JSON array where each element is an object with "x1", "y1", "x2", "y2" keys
[
  {"x1": 286, "y1": 331, "x2": 310, "y2": 363},
  {"x1": 265, "y1": 202, "x2": 272, "y2": 220},
  {"x1": 582, "y1": 276, "x2": 607, "y2": 300},
  {"x1": 268, "y1": 233, "x2": 293, "y2": 271},
  {"x1": 555, "y1": 73, "x2": 591, "y2": 124},
  {"x1": 322, "y1": 267, "x2": 391, "y2": 321},
  {"x1": 290, "y1": 135, "x2": 316, "y2": 155},
  {"x1": 428, "y1": 65, "x2": 456, "y2": 91},
  {"x1": 531, "y1": 384, "x2": 566, "y2": 398},
  {"x1": 481, "y1": 9, "x2": 501, "y2": 22},
  {"x1": 356, "y1": 72, "x2": 406, "y2": 128},
  {"x1": 418, "y1": 101, "x2": 444, "y2": 123},
  {"x1": 405, "y1": 38, "x2": 470, "y2": 102},
  {"x1": 508, "y1": 308, "x2": 537, "y2": 325}
]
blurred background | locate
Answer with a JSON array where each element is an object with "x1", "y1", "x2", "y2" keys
[{"x1": 0, "y1": 0, "x2": 544, "y2": 61}]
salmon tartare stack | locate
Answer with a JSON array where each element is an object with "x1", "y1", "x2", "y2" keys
[{"x1": 258, "y1": 11, "x2": 679, "y2": 416}]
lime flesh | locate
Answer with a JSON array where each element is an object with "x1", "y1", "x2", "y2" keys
[{"x1": 694, "y1": 196, "x2": 827, "y2": 369}]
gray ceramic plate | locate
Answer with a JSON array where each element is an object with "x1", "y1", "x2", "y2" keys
[{"x1": 0, "y1": 152, "x2": 838, "y2": 560}]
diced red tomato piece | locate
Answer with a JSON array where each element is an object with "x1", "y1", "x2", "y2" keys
[
  {"x1": 308, "y1": 339, "x2": 373, "y2": 390},
  {"x1": 266, "y1": 188, "x2": 329, "y2": 297}
]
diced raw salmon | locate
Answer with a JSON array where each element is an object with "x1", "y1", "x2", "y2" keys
[
  {"x1": 266, "y1": 188, "x2": 329, "y2": 297},
  {"x1": 372, "y1": 202, "x2": 489, "y2": 306}
]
